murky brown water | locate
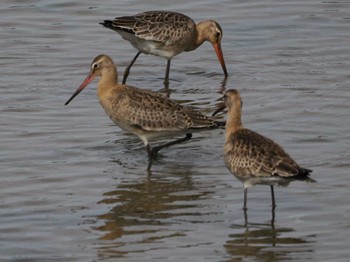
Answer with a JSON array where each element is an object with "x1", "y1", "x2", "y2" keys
[{"x1": 1, "y1": 0, "x2": 349, "y2": 261}]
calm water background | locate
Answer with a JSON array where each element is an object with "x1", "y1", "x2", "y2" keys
[{"x1": 1, "y1": 0, "x2": 349, "y2": 261}]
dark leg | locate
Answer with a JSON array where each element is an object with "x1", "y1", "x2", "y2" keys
[
  {"x1": 243, "y1": 207, "x2": 248, "y2": 227},
  {"x1": 151, "y1": 133, "x2": 192, "y2": 158},
  {"x1": 271, "y1": 206, "x2": 276, "y2": 226},
  {"x1": 122, "y1": 51, "x2": 141, "y2": 84},
  {"x1": 163, "y1": 59, "x2": 171, "y2": 87},
  {"x1": 146, "y1": 144, "x2": 153, "y2": 171},
  {"x1": 270, "y1": 185, "x2": 276, "y2": 210},
  {"x1": 243, "y1": 188, "x2": 248, "y2": 211}
]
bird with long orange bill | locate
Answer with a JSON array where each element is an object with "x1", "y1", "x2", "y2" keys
[
  {"x1": 100, "y1": 11, "x2": 228, "y2": 86},
  {"x1": 65, "y1": 54, "x2": 224, "y2": 170}
]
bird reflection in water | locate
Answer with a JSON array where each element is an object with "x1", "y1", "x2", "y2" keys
[
  {"x1": 91, "y1": 167, "x2": 214, "y2": 259},
  {"x1": 225, "y1": 219, "x2": 315, "y2": 261}
]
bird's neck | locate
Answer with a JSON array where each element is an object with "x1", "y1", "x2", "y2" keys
[
  {"x1": 186, "y1": 21, "x2": 208, "y2": 51},
  {"x1": 225, "y1": 107, "x2": 243, "y2": 141},
  {"x1": 196, "y1": 21, "x2": 211, "y2": 45},
  {"x1": 97, "y1": 67, "x2": 119, "y2": 99}
]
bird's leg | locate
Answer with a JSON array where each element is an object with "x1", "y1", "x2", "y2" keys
[
  {"x1": 270, "y1": 185, "x2": 276, "y2": 210},
  {"x1": 122, "y1": 52, "x2": 141, "y2": 84},
  {"x1": 151, "y1": 133, "x2": 192, "y2": 157},
  {"x1": 243, "y1": 208, "x2": 248, "y2": 227},
  {"x1": 271, "y1": 206, "x2": 276, "y2": 227},
  {"x1": 163, "y1": 59, "x2": 171, "y2": 88},
  {"x1": 146, "y1": 144, "x2": 153, "y2": 171},
  {"x1": 243, "y1": 188, "x2": 248, "y2": 211}
]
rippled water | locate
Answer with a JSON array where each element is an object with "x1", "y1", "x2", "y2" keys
[{"x1": 1, "y1": 0, "x2": 349, "y2": 261}]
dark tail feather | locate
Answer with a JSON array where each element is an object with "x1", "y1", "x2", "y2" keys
[
  {"x1": 297, "y1": 168, "x2": 316, "y2": 183},
  {"x1": 214, "y1": 120, "x2": 226, "y2": 128},
  {"x1": 99, "y1": 20, "x2": 135, "y2": 34},
  {"x1": 99, "y1": 20, "x2": 114, "y2": 29}
]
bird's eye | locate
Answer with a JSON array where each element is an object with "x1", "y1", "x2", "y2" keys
[
  {"x1": 92, "y1": 63, "x2": 99, "y2": 69},
  {"x1": 216, "y1": 32, "x2": 221, "y2": 38}
]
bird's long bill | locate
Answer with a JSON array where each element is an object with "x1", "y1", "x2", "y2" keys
[
  {"x1": 212, "y1": 101, "x2": 226, "y2": 116},
  {"x1": 64, "y1": 74, "x2": 96, "y2": 105},
  {"x1": 213, "y1": 42, "x2": 228, "y2": 76}
]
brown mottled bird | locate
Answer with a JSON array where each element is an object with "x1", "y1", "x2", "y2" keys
[
  {"x1": 65, "y1": 54, "x2": 224, "y2": 170},
  {"x1": 100, "y1": 11, "x2": 228, "y2": 86},
  {"x1": 213, "y1": 89, "x2": 315, "y2": 210}
]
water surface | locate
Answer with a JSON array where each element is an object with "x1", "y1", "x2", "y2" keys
[{"x1": 1, "y1": 0, "x2": 349, "y2": 261}]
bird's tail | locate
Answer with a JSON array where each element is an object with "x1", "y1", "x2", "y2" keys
[
  {"x1": 214, "y1": 120, "x2": 226, "y2": 128},
  {"x1": 99, "y1": 20, "x2": 114, "y2": 29},
  {"x1": 298, "y1": 168, "x2": 316, "y2": 183}
]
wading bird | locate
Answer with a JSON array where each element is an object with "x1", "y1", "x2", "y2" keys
[
  {"x1": 100, "y1": 11, "x2": 228, "y2": 86},
  {"x1": 65, "y1": 54, "x2": 224, "y2": 170},
  {"x1": 213, "y1": 89, "x2": 315, "y2": 211}
]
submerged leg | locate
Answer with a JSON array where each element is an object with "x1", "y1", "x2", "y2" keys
[
  {"x1": 122, "y1": 51, "x2": 141, "y2": 84},
  {"x1": 163, "y1": 59, "x2": 171, "y2": 87},
  {"x1": 271, "y1": 206, "x2": 276, "y2": 226},
  {"x1": 243, "y1": 208, "x2": 248, "y2": 227},
  {"x1": 151, "y1": 133, "x2": 192, "y2": 157},
  {"x1": 270, "y1": 185, "x2": 276, "y2": 210},
  {"x1": 243, "y1": 188, "x2": 248, "y2": 211},
  {"x1": 145, "y1": 144, "x2": 153, "y2": 171}
]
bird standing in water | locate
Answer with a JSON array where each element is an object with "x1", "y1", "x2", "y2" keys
[
  {"x1": 213, "y1": 89, "x2": 315, "y2": 211},
  {"x1": 100, "y1": 11, "x2": 228, "y2": 86},
  {"x1": 65, "y1": 54, "x2": 224, "y2": 170}
]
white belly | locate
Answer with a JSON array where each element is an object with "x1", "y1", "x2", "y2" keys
[{"x1": 117, "y1": 31, "x2": 182, "y2": 59}]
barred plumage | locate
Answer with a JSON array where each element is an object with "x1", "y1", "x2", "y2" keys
[
  {"x1": 65, "y1": 54, "x2": 224, "y2": 170},
  {"x1": 100, "y1": 11, "x2": 228, "y2": 85},
  {"x1": 214, "y1": 89, "x2": 315, "y2": 210}
]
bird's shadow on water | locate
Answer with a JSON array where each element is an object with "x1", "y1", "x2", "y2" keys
[
  {"x1": 218, "y1": 75, "x2": 228, "y2": 94},
  {"x1": 244, "y1": 208, "x2": 276, "y2": 227},
  {"x1": 107, "y1": 138, "x2": 191, "y2": 172},
  {"x1": 106, "y1": 126, "x2": 222, "y2": 172},
  {"x1": 90, "y1": 159, "x2": 217, "y2": 259},
  {"x1": 155, "y1": 74, "x2": 228, "y2": 99},
  {"x1": 225, "y1": 211, "x2": 316, "y2": 261}
]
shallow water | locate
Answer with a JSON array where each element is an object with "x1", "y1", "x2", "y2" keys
[{"x1": 1, "y1": 0, "x2": 349, "y2": 261}]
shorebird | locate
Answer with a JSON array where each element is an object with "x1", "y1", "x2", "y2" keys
[
  {"x1": 65, "y1": 54, "x2": 224, "y2": 170},
  {"x1": 213, "y1": 89, "x2": 315, "y2": 211},
  {"x1": 99, "y1": 11, "x2": 228, "y2": 86}
]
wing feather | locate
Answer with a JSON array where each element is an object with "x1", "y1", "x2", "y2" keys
[
  {"x1": 224, "y1": 129, "x2": 304, "y2": 178},
  {"x1": 108, "y1": 86, "x2": 215, "y2": 132},
  {"x1": 112, "y1": 11, "x2": 195, "y2": 45}
]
